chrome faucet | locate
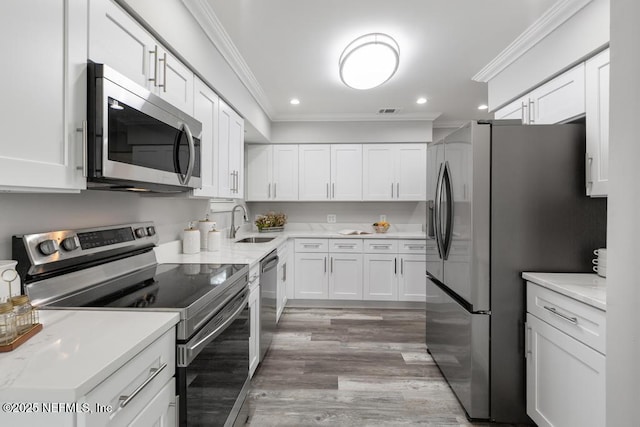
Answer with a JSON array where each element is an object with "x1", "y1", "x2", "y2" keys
[{"x1": 229, "y1": 204, "x2": 248, "y2": 239}]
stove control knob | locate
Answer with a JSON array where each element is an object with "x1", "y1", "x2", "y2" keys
[
  {"x1": 61, "y1": 237, "x2": 79, "y2": 252},
  {"x1": 146, "y1": 226, "x2": 156, "y2": 236},
  {"x1": 135, "y1": 227, "x2": 147, "y2": 238},
  {"x1": 38, "y1": 239, "x2": 59, "y2": 256}
]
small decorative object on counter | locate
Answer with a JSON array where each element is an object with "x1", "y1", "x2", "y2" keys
[
  {"x1": 255, "y1": 211, "x2": 287, "y2": 232},
  {"x1": 0, "y1": 301, "x2": 17, "y2": 346},
  {"x1": 1, "y1": 260, "x2": 19, "y2": 298},
  {"x1": 11, "y1": 295, "x2": 37, "y2": 335},
  {"x1": 198, "y1": 215, "x2": 216, "y2": 249},
  {"x1": 183, "y1": 222, "x2": 201, "y2": 254},
  {"x1": 207, "y1": 225, "x2": 221, "y2": 252},
  {"x1": 372, "y1": 221, "x2": 390, "y2": 233}
]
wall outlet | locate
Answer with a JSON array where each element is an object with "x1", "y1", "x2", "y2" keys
[
  {"x1": 379, "y1": 215, "x2": 387, "y2": 222},
  {"x1": 327, "y1": 214, "x2": 336, "y2": 223}
]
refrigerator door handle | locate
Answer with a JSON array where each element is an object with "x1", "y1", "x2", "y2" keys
[
  {"x1": 441, "y1": 161, "x2": 454, "y2": 260},
  {"x1": 426, "y1": 200, "x2": 435, "y2": 238},
  {"x1": 434, "y1": 162, "x2": 446, "y2": 259}
]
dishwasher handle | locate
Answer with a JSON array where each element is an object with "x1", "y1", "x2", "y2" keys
[{"x1": 261, "y1": 256, "x2": 279, "y2": 273}]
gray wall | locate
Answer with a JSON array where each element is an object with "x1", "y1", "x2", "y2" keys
[
  {"x1": 607, "y1": 0, "x2": 639, "y2": 423},
  {"x1": 0, "y1": 191, "x2": 211, "y2": 260}
]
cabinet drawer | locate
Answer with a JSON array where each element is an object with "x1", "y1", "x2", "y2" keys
[
  {"x1": 79, "y1": 328, "x2": 175, "y2": 427},
  {"x1": 364, "y1": 239, "x2": 398, "y2": 253},
  {"x1": 527, "y1": 283, "x2": 605, "y2": 354},
  {"x1": 329, "y1": 239, "x2": 363, "y2": 253},
  {"x1": 398, "y1": 239, "x2": 427, "y2": 254},
  {"x1": 295, "y1": 238, "x2": 329, "y2": 252}
]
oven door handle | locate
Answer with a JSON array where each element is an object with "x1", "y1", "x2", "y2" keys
[{"x1": 179, "y1": 294, "x2": 248, "y2": 366}]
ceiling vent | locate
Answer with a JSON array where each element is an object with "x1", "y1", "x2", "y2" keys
[{"x1": 378, "y1": 108, "x2": 400, "y2": 114}]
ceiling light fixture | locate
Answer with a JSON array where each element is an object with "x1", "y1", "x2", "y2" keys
[
  {"x1": 339, "y1": 33, "x2": 400, "y2": 90},
  {"x1": 416, "y1": 97, "x2": 427, "y2": 105},
  {"x1": 290, "y1": 98, "x2": 300, "y2": 105},
  {"x1": 478, "y1": 104, "x2": 489, "y2": 110}
]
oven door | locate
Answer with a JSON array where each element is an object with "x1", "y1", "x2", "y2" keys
[
  {"x1": 176, "y1": 288, "x2": 250, "y2": 427},
  {"x1": 88, "y1": 63, "x2": 202, "y2": 191}
]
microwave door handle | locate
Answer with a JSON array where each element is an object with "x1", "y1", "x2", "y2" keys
[{"x1": 175, "y1": 123, "x2": 195, "y2": 185}]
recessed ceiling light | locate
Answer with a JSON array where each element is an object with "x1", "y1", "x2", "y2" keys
[
  {"x1": 478, "y1": 104, "x2": 489, "y2": 110},
  {"x1": 290, "y1": 98, "x2": 300, "y2": 105},
  {"x1": 339, "y1": 33, "x2": 400, "y2": 90},
  {"x1": 416, "y1": 97, "x2": 427, "y2": 105}
]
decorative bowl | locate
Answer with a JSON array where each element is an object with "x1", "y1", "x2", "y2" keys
[{"x1": 373, "y1": 224, "x2": 390, "y2": 233}]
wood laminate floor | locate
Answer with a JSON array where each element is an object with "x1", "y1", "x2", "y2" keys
[{"x1": 245, "y1": 307, "x2": 502, "y2": 426}]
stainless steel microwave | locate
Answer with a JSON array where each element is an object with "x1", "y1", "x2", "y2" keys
[{"x1": 87, "y1": 62, "x2": 202, "y2": 192}]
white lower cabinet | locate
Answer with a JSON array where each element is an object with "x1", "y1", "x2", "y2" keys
[
  {"x1": 277, "y1": 242, "x2": 290, "y2": 321},
  {"x1": 329, "y1": 239, "x2": 364, "y2": 300},
  {"x1": 526, "y1": 283, "x2": 606, "y2": 427},
  {"x1": 293, "y1": 238, "x2": 426, "y2": 302},
  {"x1": 363, "y1": 253, "x2": 398, "y2": 301},
  {"x1": 248, "y1": 267, "x2": 260, "y2": 377},
  {"x1": 78, "y1": 329, "x2": 176, "y2": 427},
  {"x1": 294, "y1": 252, "x2": 328, "y2": 299}
]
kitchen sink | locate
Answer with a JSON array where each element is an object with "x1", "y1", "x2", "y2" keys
[{"x1": 235, "y1": 237, "x2": 276, "y2": 243}]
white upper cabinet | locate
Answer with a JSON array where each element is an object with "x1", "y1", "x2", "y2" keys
[
  {"x1": 363, "y1": 144, "x2": 426, "y2": 201},
  {"x1": 218, "y1": 99, "x2": 245, "y2": 199},
  {"x1": 298, "y1": 145, "x2": 331, "y2": 200},
  {"x1": 493, "y1": 63, "x2": 585, "y2": 125},
  {"x1": 331, "y1": 144, "x2": 363, "y2": 200},
  {"x1": 585, "y1": 49, "x2": 610, "y2": 197},
  {"x1": 528, "y1": 63, "x2": 585, "y2": 124},
  {"x1": 191, "y1": 77, "x2": 219, "y2": 198},
  {"x1": 89, "y1": 0, "x2": 193, "y2": 115},
  {"x1": 0, "y1": 0, "x2": 87, "y2": 192},
  {"x1": 298, "y1": 144, "x2": 362, "y2": 201},
  {"x1": 246, "y1": 145, "x2": 299, "y2": 201},
  {"x1": 494, "y1": 96, "x2": 528, "y2": 122}
]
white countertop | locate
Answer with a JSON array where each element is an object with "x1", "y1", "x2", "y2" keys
[
  {"x1": 522, "y1": 272, "x2": 606, "y2": 311},
  {"x1": 0, "y1": 310, "x2": 179, "y2": 401},
  {"x1": 155, "y1": 226, "x2": 427, "y2": 267}
]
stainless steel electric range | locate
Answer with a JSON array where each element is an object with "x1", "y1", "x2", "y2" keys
[{"x1": 12, "y1": 222, "x2": 250, "y2": 427}]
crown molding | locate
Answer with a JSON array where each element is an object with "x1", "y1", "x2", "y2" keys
[
  {"x1": 182, "y1": 0, "x2": 275, "y2": 118},
  {"x1": 272, "y1": 112, "x2": 442, "y2": 122},
  {"x1": 472, "y1": 0, "x2": 593, "y2": 83}
]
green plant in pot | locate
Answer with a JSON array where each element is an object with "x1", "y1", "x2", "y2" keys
[{"x1": 255, "y1": 212, "x2": 287, "y2": 232}]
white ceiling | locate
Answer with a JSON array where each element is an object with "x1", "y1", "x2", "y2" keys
[{"x1": 204, "y1": 0, "x2": 558, "y2": 126}]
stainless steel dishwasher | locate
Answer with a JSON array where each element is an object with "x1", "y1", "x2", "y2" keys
[{"x1": 260, "y1": 250, "x2": 278, "y2": 361}]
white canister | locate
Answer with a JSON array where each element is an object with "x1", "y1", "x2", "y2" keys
[
  {"x1": 198, "y1": 217, "x2": 216, "y2": 249},
  {"x1": 182, "y1": 224, "x2": 200, "y2": 254},
  {"x1": 207, "y1": 230, "x2": 221, "y2": 252}
]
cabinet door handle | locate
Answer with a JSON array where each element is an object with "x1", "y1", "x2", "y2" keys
[
  {"x1": 336, "y1": 245, "x2": 355, "y2": 249},
  {"x1": 303, "y1": 244, "x2": 321, "y2": 248},
  {"x1": 391, "y1": 183, "x2": 394, "y2": 198},
  {"x1": 528, "y1": 99, "x2": 535, "y2": 123},
  {"x1": 397, "y1": 182, "x2": 400, "y2": 197},
  {"x1": 119, "y1": 363, "x2": 168, "y2": 408},
  {"x1": 525, "y1": 324, "x2": 532, "y2": 358},
  {"x1": 330, "y1": 256, "x2": 333, "y2": 273},
  {"x1": 586, "y1": 153, "x2": 594, "y2": 189},
  {"x1": 372, "y1": 245, "x2": 391, "y2": 249},
  {"x1": 148, "y1": 45, "x2": 158, "y2": 86},
  {"x1": 274, "y1": 182, "x2": 277, "y2": 198},
  {"x1": 326, "y1": 183, "x2": 329, "y2": 199},
  {"x1": 268, "y1": 183, "x2": 271, "y2": 198},
  {"x1": 401, "y1": 258, "x2": 404, "y2": 275},
  {"x1": 158, "y1": 52, "x2": 167, "y2": 92},
  {"x1": 76, "y1": 120, "x2": 87, "y2": 176},
  {"x1": 394, "y1": 257, "x2": 397, "y2": 275},
  {"x1": 324, "y1": 256, "x2": 327, "y2": 273},
  {"x1": 521, "y1": 101, "x2": 527, "y2": 124},
  {"x1": 332, "y1": 183, "x2": 335, "y2": 199},
  {"x1": 406, "y1": 245, "x2": 425, "y2": 250},
  {"x1": 543, "y1": 306, "x2": 578, "y2": 324}
]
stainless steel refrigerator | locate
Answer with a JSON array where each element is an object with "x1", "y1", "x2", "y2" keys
[{"x1": 425, "y1": 120, "x2": 606, "y2": 423}]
